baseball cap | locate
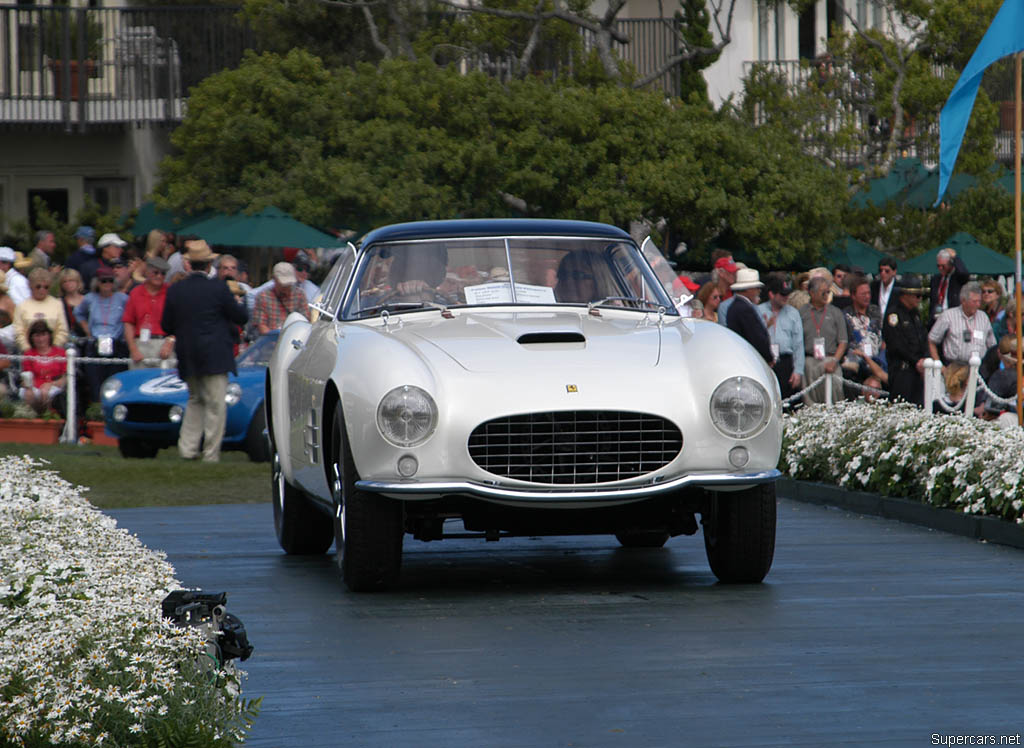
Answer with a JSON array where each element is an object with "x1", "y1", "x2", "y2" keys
[
  {"x1": 73, "y1": 226, "x2": 96, "y2": 240},
  {"x1": 766, "y1": 275, "x2": 793, "y2": 296},
  {"x1": 95, "y1": 266, "x2": 114, "y2": 279},
  {"x1": 675, "y1": 275, "x2": 700, "y2": 293},
  {"x1": 146, "y1": 255, "x2": 171, "y2": 273},
  {"x1": 273, "y1": 262, "x2": 297, "y2": 286},
  {"x1": 714, "y1": 257, "x2": 739, "y2": 273},
  {"x1": 0, "y1": 247, "x2": 15, "y2": 263},
  {"x1": 97, "y1": 232, "x2": 127, "y2": 249}
]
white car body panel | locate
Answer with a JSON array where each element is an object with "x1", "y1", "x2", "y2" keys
[{"x1": 269, "y1": 221, "x2": 783, "y2": 503}]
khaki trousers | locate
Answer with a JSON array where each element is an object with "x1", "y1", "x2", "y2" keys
[
  {"x1": 179, "y1": 374, "x2": 228, "y2": 462},
  {"x1": 803, "y1": 356, "x2": 843, "y2": 405},
  {"x1": 130, "y1": 337, "x2": 176, "y2": 370}
]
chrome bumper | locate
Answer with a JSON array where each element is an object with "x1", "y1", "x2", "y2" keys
[{"x1": 357, "y1": 468, "x2": 781, "y2": 503}]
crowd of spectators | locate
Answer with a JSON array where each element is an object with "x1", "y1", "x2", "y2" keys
[
  {"x1": 676, "y1": 249, "x2": 1020, "y2": 424},
  {"x1": 0, "y1": 226, "x2": 319, "y2": 431}
]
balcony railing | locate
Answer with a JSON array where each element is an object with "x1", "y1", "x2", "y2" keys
[{"x1": 0, "y1": 4, "x2": 251, "y2": 129}]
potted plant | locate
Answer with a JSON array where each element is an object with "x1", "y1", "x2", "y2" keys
[
  {"x1": 0, "y1": 398, "x2": 65, "y2": 445},
  {"x1": 43, "y1": 9, "x2": 103, "y2": 100},
  {"x1": 82, "y1": 401, "x2": 117, "y2": 446}
]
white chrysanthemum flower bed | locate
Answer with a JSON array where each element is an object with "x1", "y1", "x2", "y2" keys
[
  {"x1": 782, "y1": 401, "x2": 1024, "y2": 524},
  {"x1": 0, "y1": 456, "x2": 258, "y2": 748}
]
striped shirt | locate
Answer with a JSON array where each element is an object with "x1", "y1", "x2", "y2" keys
[{"x1": 927, "y1": 307, "x2": 995, "y2": 363}]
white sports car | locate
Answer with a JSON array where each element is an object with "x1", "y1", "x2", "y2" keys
[{"x1": 267, "y1": 219, "x2": 782, "y2": 591}]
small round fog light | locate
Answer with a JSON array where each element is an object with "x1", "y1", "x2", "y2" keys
[
  {"x1": 728, "y1": 446, "x2": 749, "y2": 468},
  {"x1": 113, "y1": 404, "x2": 128, "y2": 422},
  {"x1": 397, "y1": 455, "x2": 418, "y2": 478},
  {"x1": 168, "y1": 405, "x2": 184, "y2": 424}
]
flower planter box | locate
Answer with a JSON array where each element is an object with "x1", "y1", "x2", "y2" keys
[
  {"x1": 83, "y1": 420, "x2": 118, "y2": 447},
  {"x1": 0, "y1": 418, "x2": 65, "y2": 445}
]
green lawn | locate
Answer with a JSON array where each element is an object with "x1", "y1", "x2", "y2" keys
[{"x1": 0, "y1": 443, "x2": 270, "y2": 509}]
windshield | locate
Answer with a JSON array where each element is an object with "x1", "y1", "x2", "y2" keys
[
  {"x1": 237, "y1": 331, "x2": 279, "y2": 366},
  {"x1": 342, "y1": 236, "x2": 676, "y2": 319}
]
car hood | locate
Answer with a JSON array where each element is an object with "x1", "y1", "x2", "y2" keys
[{"x1": 393, "y1": 310, "x2": 663, "y2": 372}]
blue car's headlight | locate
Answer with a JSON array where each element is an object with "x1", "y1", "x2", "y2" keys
[
  {"x1": 101, "y1": 378, "x2": 122, "y2": 401},
  {"x1": 376, "y1": 385, "x2": 437, "y2": 447},
  {"x1": 225, "y1": 383, "x2": 242, "y2": 406}
]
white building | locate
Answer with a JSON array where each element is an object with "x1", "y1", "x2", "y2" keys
[{"x1": 0, "y1": 0, "x2": 890, "y2": 235}]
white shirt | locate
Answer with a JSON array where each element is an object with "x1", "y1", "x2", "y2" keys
[
  {"x1": 878, "y1": 279, "x2": 894, "y2": 313},
  {"x1": 4, "y1": 269, "x2": 30, "y2": 306}
]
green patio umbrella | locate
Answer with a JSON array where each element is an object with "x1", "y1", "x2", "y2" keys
[
  {"x1": 902, "y1": 171, "x2": 977, "y2": 209},
  {"x1": 125, "y1": 201, "x2": 211, "y2": 235},
  {"x1": 823, "y1": 236, "x2": 885, "y2": 272},
  {"x1": 185, "y1": 206, "x2": 343, "y2": 248},
  {"x1": 849, "y1": 157, "x2": 931, "y2": 209},
  {"x1": 900, "y1": 232, "x2": 1015, "y2": 276}
]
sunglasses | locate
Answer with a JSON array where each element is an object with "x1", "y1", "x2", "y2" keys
[
  {"x1": 149, "y1": 269, "x2": 166, "y2": 275},
  {"x1": 32, "y1": 284, "x2": 49, "y2": 290},
  {"x1": 99, "y1": 278, "x2": 115, "y2": 284}
]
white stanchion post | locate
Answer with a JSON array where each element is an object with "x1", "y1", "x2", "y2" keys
[
  {"x1": 923, "y1": 358, "x2": 938, "y2": 414},
  {"x1": 825, "y1": 367, "x2": 833, "y2": 406},
  {"x1": 63, "y1": 347, "x2": 78, "y2": 444},
  {"x1": 964, "y1": 353, "x2": 982, "y2": 417}
]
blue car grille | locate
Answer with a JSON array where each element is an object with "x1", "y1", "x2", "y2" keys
[
  {"x1": 467, "y1": 410, "x2": 683, "y2": 485},
  {"x1": 123, "y1": 403, "x2": 173, "y2": 423}
]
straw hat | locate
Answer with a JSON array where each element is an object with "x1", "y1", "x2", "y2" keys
[{"x1": 184, "y1": 239, "x2": 218, "y2": 263}]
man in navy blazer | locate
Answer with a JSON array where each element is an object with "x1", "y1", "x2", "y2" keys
[
  {"x1": 162, "y1": 238, "x2": 249, "y2": 462},
  {"x1": 726, "y1": 268, "x2": 774, "y2": 365},
  {"x1": 870, "y1": 255, "x2": 899, "y2": 315},
  {"x1": 928, "y1": 247, "x2": 970, "y2": 328}
]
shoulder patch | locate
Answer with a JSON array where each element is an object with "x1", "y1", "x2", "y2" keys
[{"x1": 887, "y1": 313, "x2": 899, "y2": 327}]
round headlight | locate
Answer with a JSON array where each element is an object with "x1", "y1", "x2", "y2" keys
[
  {"x1": 101, "y1": 378, "x2": 122, "y2": 401},
  {"x1": 225, "y1": 383, "x2": 242, "y2": 406},
  {"x1": 376, "y1": 385, "x2": 437, "y2": 447},
  {"x1": 168, "y1": 405, "x2": 184, "y2": 424},
  {"x1": 113, "y1": 404, "x2": 128, "y2": 422},
  {"x1": 710, "y1": 376, "x2": 771, "y2": 439}
]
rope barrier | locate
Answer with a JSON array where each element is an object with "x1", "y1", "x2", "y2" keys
[
  {"x1": 781, "y1": 372, "x2": 889, "y2": 406},
  {"x1": 0, "y1": 353, "x2": 171, "y2": 366}
]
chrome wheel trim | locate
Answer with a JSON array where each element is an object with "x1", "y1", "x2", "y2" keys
[
  {"x1": 332, "y1": 460, "x2": 346, "y2": 547},
  {"x1": 272, "y1": 452, "x2": 286, "y2": 514}
]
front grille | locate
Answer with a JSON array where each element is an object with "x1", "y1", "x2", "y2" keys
[
  {"x1": 468, "y1": 410, "x2": 682, "y2": 485},
  {"x1": 125, "y1": 403, "x2": 173, "y2": 423}
]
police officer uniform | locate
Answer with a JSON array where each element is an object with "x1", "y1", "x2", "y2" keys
[{"x1": 882, "y1": 274, "x2": 928, "y2": 405}]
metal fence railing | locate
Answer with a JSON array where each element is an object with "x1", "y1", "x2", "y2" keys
[{"x1": 0, "y1": 4, "x2": 251, "y2": 128}]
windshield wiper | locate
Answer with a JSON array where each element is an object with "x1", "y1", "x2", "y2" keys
[
  {"x1": 586, "y1": 296, "x2": 668, "y2": 316},
  {"x1": 356, "y1": 301, "x2": 452, "y2": 319}
]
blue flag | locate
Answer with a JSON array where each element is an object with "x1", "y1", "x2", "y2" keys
[{"x1": 936, "y1": 0, "x2": 1024, "y2": 206}]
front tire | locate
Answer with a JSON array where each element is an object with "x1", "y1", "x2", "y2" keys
[
  {"x1": 702, "y1": 483, "x2": 776, "y2": 583},
  {"x1": 331, "y1": 407, "x2": 403, "y2": 592},
  {"x1": 245, "y1": 403, "x2": 271, "y2": 463},
  {"x1": 272, "y1": 450, "x2": 334, "y2": 555}
]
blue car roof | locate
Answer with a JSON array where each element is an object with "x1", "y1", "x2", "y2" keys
[{"x1": 359, "y1": 219, "x2": 633, "y2": 247}]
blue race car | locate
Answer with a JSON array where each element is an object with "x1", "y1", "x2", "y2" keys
[{"x1": 100, "y1": 331, "x2": 277, "y2": 460}]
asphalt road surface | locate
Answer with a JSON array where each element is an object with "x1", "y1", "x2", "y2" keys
[{"x1": 108, "y1": 497, "x2": 1024, "y2": 748}]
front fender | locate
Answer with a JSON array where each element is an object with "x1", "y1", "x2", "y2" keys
[{"x1": 268, "y1": 315, "x2": 313, "y2": 483}]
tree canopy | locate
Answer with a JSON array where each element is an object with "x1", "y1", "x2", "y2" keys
[{"x1": 154, "y1": 50, "x2": 846, "y2": 267}]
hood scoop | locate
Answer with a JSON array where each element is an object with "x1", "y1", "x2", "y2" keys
[{"x1": 517, "y1": 331, "x2": 586, "y2": 345}]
